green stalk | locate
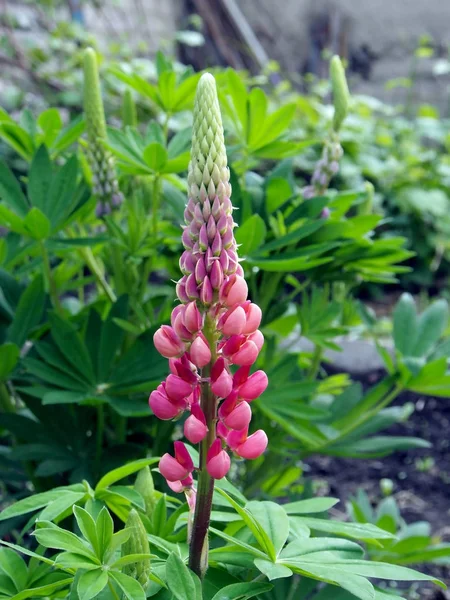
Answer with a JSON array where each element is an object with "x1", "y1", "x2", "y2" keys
[
  {"x1": 81, "y1": 247, "x2": 117, "y2": 303},
  {"x1": 307, "y1": 345, "x2": 323, "y2": 380},
  {"x1": 259, "y1": 272, "x2": 283, "y2": 315},
  {"x1": 188, "y1": 315, "x2": 218, "y2": 578},
  {"x1": 116, "y1": 415, "x2": 127, "y2": 443},
  {"x1": 107, "y1": 581, "x2": 121, "y2": 600},
  {"x1": 0, "y1": 382, "x2": 14, "y2": 413},
  {"x1": 151, "y1": 175, "x2": 161, "y2": 240},
  {"x1": 95, "y1": 404, "x2": 105, "y2": 477},
  {"x1": 39, "y1": 241, "x2": 62, "y2": 314}
]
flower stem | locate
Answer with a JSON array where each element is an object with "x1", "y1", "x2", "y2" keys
[
  {"x1": 151, "y1": 175, "x2": 161, "y2": 240},
  {"x1": 95, "y1": 403, "x2": 105, "y2": 477},
  {"x1": 39, "y1": 240, "x2": 62, "y2": 314},
  {"x1": 189, "y1": 316, "x2": 217, "y2": 578}
]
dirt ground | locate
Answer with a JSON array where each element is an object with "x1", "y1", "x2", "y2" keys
[{"x1": 307, "y1": 386, "x2": 450, "y2": 598}]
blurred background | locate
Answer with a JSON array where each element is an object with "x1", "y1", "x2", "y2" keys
[{"x1": 2, "y1": 0, "x2": 450, "y2": 114}]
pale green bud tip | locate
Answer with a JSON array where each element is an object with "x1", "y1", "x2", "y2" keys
[
  {"x1": 188, "y1": 72, "x2": 231, "y2": 202},
  {"x1": 122, "y1": 88, "x2": 137, "y2": 129},
  {"x1": 330, "y1": 55, "x2": 350, "y2": 132},
  {"x1": 134, "y1": 467, "x2": 156, "y2": 517},
  {"x1": 83, "y1": 47, "x2": 107, "y2": 141}
]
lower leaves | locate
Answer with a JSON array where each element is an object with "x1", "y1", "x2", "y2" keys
[{"x1": 0, "y1": 466, "x2": 444, "y2": 600}]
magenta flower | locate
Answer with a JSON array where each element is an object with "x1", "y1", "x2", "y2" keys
[{"x1": 148, "y1": 73, "x2": 268, "y2": 577}]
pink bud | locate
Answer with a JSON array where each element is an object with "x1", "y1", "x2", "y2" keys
[
  {"x1": 174, "y1": 440, "x2": 194, "y2": 471},
  {"x1": 176, "y1": 278, "x2": 190, "y2": 303},
  {"x1": 210, "y1": 261, "x2": 224, "y2": 290},
  {"x1": 200, "y1": 276, "x2": 213, "y2": 305},
  {"x1": 249, "y1": 330, "x2": 264, "y2": 352},
  {"x1": 167, "y1": 480, "x2": 184, "y2": 493},
  {"x1": 190, "y1": 335, "x2": 211, "y2": 368},
  {"x1": 221, "y1": 334, "x2": 245, "y2": 358},
  {"x1": 149, "y1": 388, "x2": 183, "y2": 420},
  {"x1": 202, "y1": 199, "x2": 211, "y2": 220},
  {"x1": 199, "y1": 224, "x2": 208, "y2": 251},
  {"x1": 227, "y1": 426, "x2": 248, "y2": 451},
  {"x1": 206, "y1": 439, "x2": 231, "y2": 479},
  {"x1": 222, "y1": 227, "x2": 234, "y2": 249},
  {"x1": 235, "y1": 430, "x2": 268, "y2": 459},
  {"x1": 217, "y1": 214, "x2": 228, "y2": 235},
  {"x1": 242, "y1": 303, "x2": 262, "y2": 334},
  {"x1": 212, "y1": 197, "x2": 221, "y2": 219},
  {"x1": 207, "y1": 215, "x2": 217, "y2": 241},
  {"x1": 238, "y1": 370, "x2": 268, "y2": 401},
  {"x1": 233, "y1": 365, "x2": 251, "y2": 388},
  {"x1": 216, "y1": 421, "x2": 229, "y2": 440},
  {"x1": 235, "y1": 264, "x2": 244, "y2": 277},
  {"x1": 219, "y1": 249, "x2": 229, "y2": 273},
  {"x1": 220, "y1": 275, "x2": 248, "y2": 307},
  {"x1": 184, "y1": 302, "x2": 202, "y2": 333},
  {"x1": 231, "y1": 340, "x2": 259, "y2": 366},
  {"x1": 223, "y1": 400, "x2": 252, "y2": 430},
  {"x1": 212, "y1": 231, "x2": 222, "y2": 256},
  {"x1": 186, "y1": 274, "x2": 199, "y2": 300},
  {"x1": 195, "y1": 258, "x2": 207, "y2": 284},
  {"x1": 159, "y1": 442, "x2": 193, "y2": 481},
  {"x1": 221, "y1": 305, "x2": 247, "y2": 336},
  {"x1": 194, "y1": 203, "x2": 204, "y2": 226},
  {"x1": 211, "y1": 358, "x2": 233, "y2": 398},
  {"x1": 182, "y1": 228, "x2": 194, "y2": 249},
  {"x1": 170, "y1": 360, "x2": 198, "y2": 385},
  {"x1": 204, "y1": 247, "x2": 214, "y2": 270},
  {"x1": 165, "y1": 374, "x2": 194, "y2": 402},
  {"x1": 173, "y1": 313, "x2": 193, "y2": 341},
  {"x1": 153, "y1": 326, "x2": 185, "y2": 358},
  {"x1": 184, "y1": 403, "x2": 208, "y2": 444}
]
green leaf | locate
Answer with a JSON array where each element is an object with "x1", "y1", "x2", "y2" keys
[
  {"x1": 23, "y1": 208, "x2": 51, "y2": 240},
  {"x1": 47, "y1": 155, "x2": 79, "y2": 227},
  {"x1": 96, "y1": 507, "x2": 114, "y2": 560},
  {"x1": 27, "y1": 146, "x2": 52, "y2": 213},
  {"x1": 109, "y1": 571, "x2": 146, "y2": 600},
  {"x1": 48, "y1": 313, "x2": 96, "y2": 385},
  {"x1": 38, "y1": 109, "x2": 62, "y2": 147},
  {"x1": 283, "y1": 498, "x2": 339, "y2": 515},
  {"x1": 296, "y1": 518, "x2": 395, "y2": 542},
  {"x1": 165, "y1": 553, "x2": 201, "y2": 600},
  {"x1": 235, "y1": 215, "x2": 266, "y2": 256},
  {"x1": 77, "y1": 568, "x2": 108, "y2": 600},
  {"x1": 265, "y1": 177, "x2": 292, "y2": 213},
  {"x1": 210, "y1": 582, "x2": 273, "y2": 600},
  {"x1": 95, "y1": 458, "x2": 160, "y2": 491},
  {"x1": 52, "y1": 115, "x2": 85, "y2": 156},
  {"x1": 256, "y1": 220, "x2": 324, "y2": 254},
  {"x1": 253, "y1": 559, "x2": 292, "y2": 581},
  {"x1": 8, "y1": 274, "x2": 45, "y2": 347},
  {"x1": 97, "y1": 296, "x2": 128, "y2": 381},
  {"x1": 39, "y1": 492, "x2": 86, "y2": 522},
  {"x1": 73, "y1": 506, "x2": 99, "y2": 556},
  {"x1": 226, "y1": 69, "x2": 248, "y2": 140},
  {"x1": 215, "y1": 489, "x2": 276, "y2": 561},
  {"x1": 0, "y1": 161, "x2": 29, "y2": 217},
  {"x1": 9, "y1": 577, "x2": 74, "y2": 600},
  {"x1": 0, "y1": 548, "x2": 28, "y2": 592},
  {"x1": 54, "y1": 552, "x2": 99, "y2": 570},
  {"x1": 33, "y1": 526, "x2": 97, "y2": 560},
  {"x1": 246, "y1": 501, "x2": 289, "y2": 556},
  {"x1": 0, "y1": 343, "x2": 19, "y2": 380},
  {"x1": 393, "y1": 293, "x2": 417, "y2": 356},
  {"x1": 0, "y1": 485, "x2": 84, "y2": 521},
  {"x1": 143, "y1": 143, "x2": 168, "y2": 172},
  {"x1": 410, "y1": 299, "x2": 449, "y2": 357}
]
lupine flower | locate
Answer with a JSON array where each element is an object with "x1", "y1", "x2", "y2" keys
[
  {"x1": 149, "y1": 72, "x2": 268, "y2": 577},
  {"x1": 83, "y1": 47, "x2": 123, "y2": 215}
]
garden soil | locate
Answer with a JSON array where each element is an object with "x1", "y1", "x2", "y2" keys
[{"x1": 307, "y1": 383, "x2": 450, "y2": 597}]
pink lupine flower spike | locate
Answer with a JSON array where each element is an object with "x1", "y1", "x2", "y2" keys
[{"x1": 149, "y1": 73, "x2": 268, "y2": 578}]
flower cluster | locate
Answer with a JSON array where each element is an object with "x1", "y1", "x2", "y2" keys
[
  {"x1": 83, "y1": 48, "x2": 123, "y2": 215},
  {"x1": 149, "y1": 73, "x2": 268, "y2": 495},
  {"x1": 303, "y1": 132, "x2": 343, "y2": 204}
]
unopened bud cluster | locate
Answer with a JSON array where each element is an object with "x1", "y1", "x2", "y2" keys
[
  {"x1": 149, "y1": 74, "x2": 268, "y2": 496},
  {"x1": 83, "y1": 48, "x2": 123, "y2": 215},
  {"x1": 303, "y1": 132, "x2": 343, "y2": 203}
]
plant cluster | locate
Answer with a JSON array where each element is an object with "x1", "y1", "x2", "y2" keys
[{"x1": 0, "y1": 44, "x2": 449, "y2": 599}]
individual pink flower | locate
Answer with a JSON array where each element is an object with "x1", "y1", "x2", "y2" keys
[
  {"x1": 153, "y1": 325, "x2": 185, "y2": 358},
  {"x1": 206, "y1": 438, "x2": 231, "y2": 479},
  {"x1": 184, "y1": 403, "x2": 208, "y2": 444},
  {"x1": 159, "y1": 441, "x2": 194, "y2": 482}
]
